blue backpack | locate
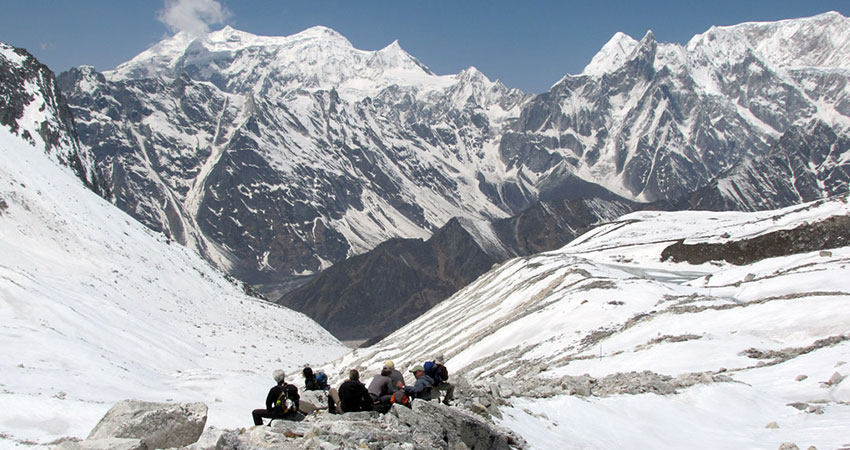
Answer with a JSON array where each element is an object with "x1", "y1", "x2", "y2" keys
[
  {"x1": 315, "y1": 371, "x2": 329, "y2": 390},
  {"x1": 424, "y1": 361, "x2": 448, "y2": 384}
]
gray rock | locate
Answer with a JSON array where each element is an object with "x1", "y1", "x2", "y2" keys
[
  {"x1": 87, "y1": 400, "x2": 207, "y2": 449},
  {"x1": 778, "y1": 443, "x2": 799, "y2": 450},
  {"x1": 52, "y1": 437, "x2": 146, "y2": 450},
  {"x1": 744, "y1": 273, "x2": 756, "y2": 282},
  {"x1": 828, "y1": 371, "x2": 845, "y2": 386},
  {"x1": 796, "y1": 374, "x2": 808, "y2": 382},
  {"x1": 820, "y1": 250, "x2": 833, "y2": 257},
  {"x1": 182, "y1": 426, "x2": 227, "y2": 450},
  {"x1": 766, "y1": 421, "x2": 780, "y2": 429},
  {"x1": 300, "y1": 390, "x2": 329, "y2": 409},
  {"x1": 787, "y1": 402, "x2": 808, "y2": 410}
]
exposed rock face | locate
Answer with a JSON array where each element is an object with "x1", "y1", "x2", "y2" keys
[
  {"x1": 660, "y1": 214, "x2": 850, "y2": 265},
  {"x1": 86, "y1": 400, "x2": 207, "y2": 449},
  {"x1": 0, "y1": 43, "x2": 103, "y2": 194},
  {"x1": 676, "y1": 120, "x2": 850, "y2": 211}
]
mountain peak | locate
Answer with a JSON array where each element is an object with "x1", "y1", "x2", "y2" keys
[{"x1": 582, "y1": 32, "x2": 639, "y2": 76}]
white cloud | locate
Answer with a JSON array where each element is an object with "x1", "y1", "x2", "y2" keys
[{"x1": 157, "y1": 0, "x2": 231, "y2": 35}]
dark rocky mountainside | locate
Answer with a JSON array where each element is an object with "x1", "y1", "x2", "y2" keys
[
  {"x1": 279, "y1": 182, "x2": 636, "y2": 340},
  {"x1": 675, "y1": 120, "x2": 850, "y2": 211}
]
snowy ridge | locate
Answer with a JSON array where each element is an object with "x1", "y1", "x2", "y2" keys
[
  {"x1": 109, "y1": 25, "x2": 457, "y2": 103},
  {"x1": 0, "y1": 127, "x2": 346, "y2": 446},
  {"x1": 336, "y1": 195, "x2": 850, "y2": 449}
]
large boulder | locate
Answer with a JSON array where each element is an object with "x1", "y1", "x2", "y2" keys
[{"x1": 86, "y1": 400, "x2": 207, "y2": 449}]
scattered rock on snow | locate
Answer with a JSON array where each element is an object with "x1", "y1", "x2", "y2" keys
[
  {"x1": 778, "y1": 443, "x2": 799, "y2": 450},
  {"x1": 796, "y1": 375, "x2": 808, "y2": 382},
  {"x1": 828, "y1": 371, "x2": 845, "y2": 386},
  {"x1": 766, "y1": 421, "x2": 780, "y2": 429}
]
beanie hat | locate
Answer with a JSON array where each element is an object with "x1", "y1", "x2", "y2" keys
[{"x1": 384, "y1": 359, "x2": 395, "y2": 370}]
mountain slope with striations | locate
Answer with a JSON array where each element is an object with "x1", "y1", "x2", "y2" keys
[{"x1": 338, "y1": 194, "x2": 850, "y2": 449}]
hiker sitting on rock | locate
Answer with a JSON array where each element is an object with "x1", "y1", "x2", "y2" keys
[
  {"x1": 384, "y1": 359, "x2": 405, "y2": 391},
  {"x1": 404, "y1": 365, "x2": 434, "y2": 401},
  {"x1": 368, "y1": 366, "x2": 396, "y2": 413},
  {"x1": 252, "y1": 369, "x2": 302, "y2": 425},
  {"x1": 303, "y1": 366, "x2": 319, "y2": 391},
  {"x1": 329, "y1": 369, "x2": 373, "y2": 413}
]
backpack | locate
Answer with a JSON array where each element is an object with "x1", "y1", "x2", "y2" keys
[
  {"x1": 424, "y1": 361, "x2": 449, "y2": 383},
  {"x1": 390, "y1": 390, "x2": 411, "y2": 408},
  {"x1": 275, "y1": 385, "x2": 297, "y2": 415},
  {"x1": 315, "y1": 371, "x2": 329, "y2": 390}
]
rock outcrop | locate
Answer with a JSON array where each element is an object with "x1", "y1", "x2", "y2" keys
[{"x1": 65, "y1": 400, "x2": 208, "y2": 449}]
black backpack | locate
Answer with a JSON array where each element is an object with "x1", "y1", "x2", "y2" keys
[{"x1": 275, "y1": 385, "x2": 297, "y2": 415}]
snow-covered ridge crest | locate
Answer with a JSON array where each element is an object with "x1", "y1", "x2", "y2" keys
[{"x1": 107, "y1": 25, "x2": 460, "y2": 101}]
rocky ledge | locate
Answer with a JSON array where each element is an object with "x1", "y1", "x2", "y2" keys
[{"x1": 52, "y1": 398, "x2": 525, "y2": 450}]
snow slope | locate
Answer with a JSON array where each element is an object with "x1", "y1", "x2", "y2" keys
[
  {"x1": 0, "y1": 127, "x2": 347, "y2": 447},
  {"x1": 338, "y1": 196, "x2": 850, "y2": 449}
]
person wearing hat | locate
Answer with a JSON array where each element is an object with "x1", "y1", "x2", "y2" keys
[
  {"x1": 403, "y1": 365, "x2": 434, "y2": 401},
  {"x1": 384, "y1": 359, "x2": 405, "y2": 391},
  {"x1": 252, "y1": 369, "x2": 302, "y2": 425}
]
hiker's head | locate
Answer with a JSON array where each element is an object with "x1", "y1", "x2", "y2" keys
[
  {"x1": 384, "y1": 359, "x2": 395, "y2": 370},
  {"x1": 303, "y1": 366, "x2": 313, "y2": 378},
  {"x1": 409, "y1": 365, "x2": 425, "y2": 378},
  {"x1": 349, "y1": 369, "x2": 360, "y2": 381},
  {"x1": 435, "y1": 354, "x2": 445, "y2": 365},
  {"x1": 273, "y1": 369, "x2": 286, "y2": 384},
  {"x1": 381, "y1": 366, "x2": 392, "y2": 377}
]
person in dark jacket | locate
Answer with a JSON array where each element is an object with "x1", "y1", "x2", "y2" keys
[
  {"x1": 329, "y1": 369, "x2": 373, "y2": 413},
  {"x1": 303, "y1": 366, "x2": 319, "y2": 391},
  {"x1": 368, "y1": 367, "x2": 395, "y2": 413},
  {"x1": 252, "y1": 370, "x2": 301, "y2": 425},
  {"x1": 404, "y1": 365, "x2": 434, "y2": 401}
]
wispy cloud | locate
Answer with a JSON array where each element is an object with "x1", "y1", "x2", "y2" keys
[{"x1": 157, "y1": 0, "x2": 231, "y2": 36}]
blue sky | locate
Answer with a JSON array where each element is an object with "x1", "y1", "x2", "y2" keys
[{"x1": 1, "y1": 0, "x2": 848, "y2": 93}]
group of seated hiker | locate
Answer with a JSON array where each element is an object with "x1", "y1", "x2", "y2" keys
[
  {"x1": 252, "y1": 357, "x2": 454, "y2": 424},
  {"x1": 329, "y1": 357, "x2": 454, "y2": 414}
]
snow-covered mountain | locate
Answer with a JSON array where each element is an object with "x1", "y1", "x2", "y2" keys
[
  {"x1": 58, "y1": 26, "x2": 530, "y2": 285},
  {"x1": 0, "y1": 46, "x2": 346, "y2": 447},
  {"x1": 57, "y1": 13, "x2": 850, "y2": 290},
  {"x1": 337, "y1": 194, "x2": 850, "y2": 449},
  {"x1": 508, "y1": 11, "x2": 850, "y2": 203}
]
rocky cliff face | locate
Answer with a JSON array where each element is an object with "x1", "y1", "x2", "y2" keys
[
  {"x1": 1, "y1": 43, "x2": 102, "y2": 193},
  {"x1": 676, "y1": 119, "x2": 850, "y2": 211}
]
